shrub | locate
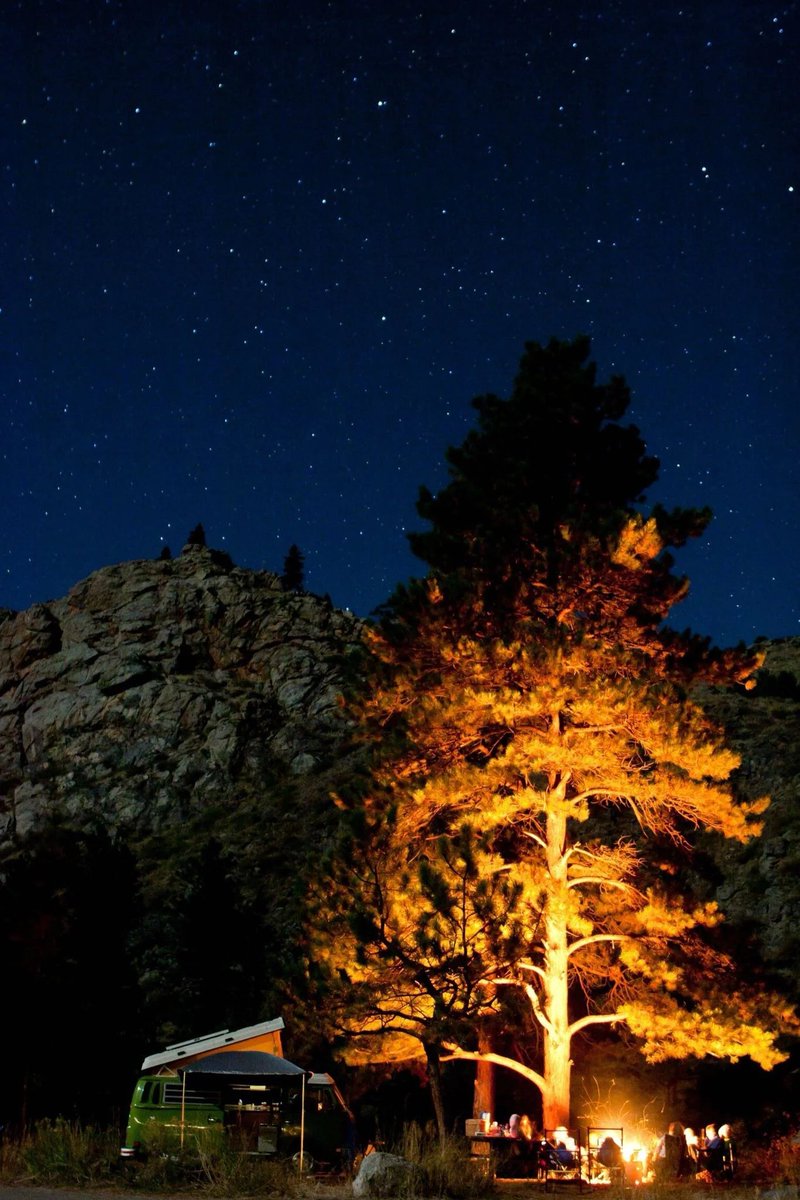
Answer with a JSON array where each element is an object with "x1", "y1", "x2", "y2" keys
[
  {"x1": 194, "y1": 1140, "x2": 304, "y2": 1196},
  {"x1": 395, "y1": 1124, "x2": 493, "y2": 1198},
  {"x1": 0, "y1": 1119, "x2": 326, "y2": 1195},
  {"x1": 737, "y1": 1131, "x2": 800, "y2": 1185},
  {"x1": 0, "y1": 1119, "x2": 119, "y2": 1186}
]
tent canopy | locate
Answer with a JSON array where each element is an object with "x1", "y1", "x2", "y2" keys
[{"x1": 180, "y1": 1050, "x2": 308, "y2": 1081}]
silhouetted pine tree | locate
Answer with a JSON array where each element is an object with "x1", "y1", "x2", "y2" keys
[
  {"x1": 186, "y1": 523, "x2": 206, "y2": 547},
  {"x1": 281, "y1": 544, "x2": 305, "y2": 592}
]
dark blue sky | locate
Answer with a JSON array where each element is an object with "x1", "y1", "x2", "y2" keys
[{"x1": 3, "y1": 0, "x2": 797, "y2": 646}]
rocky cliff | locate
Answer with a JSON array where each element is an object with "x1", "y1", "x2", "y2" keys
[
  {"x1": 699, "y1": 637, "x2": 800, "y2": 993},
  {"x1": 0, "y1": 544, "x2": 362, "y2": 845}
]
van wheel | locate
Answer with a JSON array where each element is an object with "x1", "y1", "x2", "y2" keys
[{"x1": 293, "y1": 1150, "x2": 315, "y2": 1172}]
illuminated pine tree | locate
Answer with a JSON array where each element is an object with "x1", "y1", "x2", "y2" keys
[{"x1": 310, "y1": 338, "x2": 789, "y2": 1133}]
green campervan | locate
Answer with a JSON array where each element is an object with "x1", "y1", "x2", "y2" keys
[
  {"x1": 121, "y1": 1021, "x2": 355, "y2": 1169},
  {"x1": 123, "y1": 1072, "x2": 226, "y2": 1155}
]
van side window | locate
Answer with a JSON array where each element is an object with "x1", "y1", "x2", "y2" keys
[
  {"x1": 163, "y1": 1082, "x2": 221, "y2": 1108},
  {"x1": 141, "y1": 1082, "x2": 153, "y2": 1105}
]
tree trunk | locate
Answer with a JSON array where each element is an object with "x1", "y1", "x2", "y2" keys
[
  {"x1": 542, "y1": 1021, "x2": 571, "y2": 1131},
  {"x1": 425, "y1": 1042, "x2": 447, "y2": 1143},
  {"x1": 541, "y1": 768, "x2": 572, "y2": 1131},
  {"x1": 541, "y1": 902, "x2": 572, "y2": 1129},
  {"x1": 474, "y1": 1027, "x2": 495, "y2": 1120}
]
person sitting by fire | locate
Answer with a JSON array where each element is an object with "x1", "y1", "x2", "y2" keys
[
  {"x1": 702, "y1": 1125, "x2": 725, "y2": 1176},
  {"x1": 552, "y1": 1127, "x2": 577, "y2": 1168},
  {"x1": 653, "y1": 1121, "x2": 690, "y2": 1180},
  {"x1": 597, "y1": 1135, "x2": 623, "y2": 1171},
  {"x1": 507, "y1": 1115, "x2": 534, "y2": 1150},
  {"x1": 717, "y1": 1124, "x2": 735, "y2": 1178},
  {"x1": 497, "y1": 1113, "x2": 536, "y2": 1177},
  {"x1": 537, "y1": 1129, "x2": 576, "y2": 1175},
  {"x1": 519, "y1": 1115, "x2": 535, "y2": 1142}
]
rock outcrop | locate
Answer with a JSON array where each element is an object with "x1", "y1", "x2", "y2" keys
[
  {"x1": 0, "y1": 545, "x2": 362, "y2": 845},
  {"x1": 699, "y1": 637, "x2": 800, "y2": 992}
]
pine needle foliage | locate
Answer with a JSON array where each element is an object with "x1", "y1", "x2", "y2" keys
[{"x1": 309, "y1": 337, "x2": 789, "y2": 1133}]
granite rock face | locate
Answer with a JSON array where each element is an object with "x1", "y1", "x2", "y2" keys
[
  {"x1": 698, "y1": 638, "x2": 800, "y2": 987},
  {"x1": 0, "y1": 546, "x2": 362, "y2": 844}
]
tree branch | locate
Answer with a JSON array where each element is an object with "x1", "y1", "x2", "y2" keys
[
  {"x1": 568, "y1": 1012, "x2": 624, "y2": 1037},
  {"x1": 521, "y1": 830, "x2": 547, "y2": 851},
  {"x1": 526, "y1": 980, "x2": 553, "y2": 1034},
  {"x1": 441, "y1": 1046, "x2": 546, "y2": 1094},
  {"x1": 567, "y1": 932, "x2": 630, "y2": 957},
  {"x1": 517, "y1": 960, "x2": 548, "y2": 982},
  {"x1": 567, "y1": 876, "x2": 634, "y2": 891},
  {"x1": 569, "y1": 787, "x2": 635, "y2": 806}
]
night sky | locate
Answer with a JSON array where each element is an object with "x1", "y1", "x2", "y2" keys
[{"x1": 3, "y1": 0, "x2": 797, "y2": 648}]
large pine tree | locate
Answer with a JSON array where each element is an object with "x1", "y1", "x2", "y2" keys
[{"x1": 311, "y1": 338, "x2": 788, "y2": 1133}]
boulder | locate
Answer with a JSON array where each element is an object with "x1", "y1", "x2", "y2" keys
[{"x1": 353, "y1": 1151, "x2": 419, "y2": 1198}]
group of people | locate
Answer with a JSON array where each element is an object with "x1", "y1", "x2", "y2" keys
[
  {"x1": 651, "y1": 1121, "x2": 735, "y2": 1181},
  {"x1": 492, "y1": 1115, "x2": 734, "y2": 1183},
  {"x1": 496, "y1": 1117, "x2": 580, "y2": 1178}
]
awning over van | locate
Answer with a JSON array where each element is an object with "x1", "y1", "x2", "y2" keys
[
  {"x1": 180, "y1": 1050, "x2": 307, "y2": 1081},
  {"x1": 177, "y1": 1048, "x2": 312, "y2": 1167}
]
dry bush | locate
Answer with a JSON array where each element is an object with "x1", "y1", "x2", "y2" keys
[
  {"x1": 735, "y1": 1132, "x2": 800, "y2": 1187},
  {"x1": 194, "y1": 1139, "x2": 305, "y2": 1196},
  {"x1": 0, "y1": 1119, "x2": 118, "y2": 1186},
  {"x1": 396, "y1": 1123, "x2": 493, "y2": 1198}
]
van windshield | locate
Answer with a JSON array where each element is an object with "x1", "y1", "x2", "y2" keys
[{"x1": 283, "y1": 1086, "x2": 338, "y2": 1119}]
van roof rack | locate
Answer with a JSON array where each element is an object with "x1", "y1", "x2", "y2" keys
[{"x1": 166, "y1": 1029, "x2": 229, "y2": 1051}]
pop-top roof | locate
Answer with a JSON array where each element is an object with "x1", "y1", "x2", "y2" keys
[{"x1": 142, "y1": 1018, "x2": 285, "y2": 1071}]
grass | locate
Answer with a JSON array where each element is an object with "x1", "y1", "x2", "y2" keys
[
  {"x1": 393, "y1": 1124, "x2": 498, "y2": 1198},
  {"x1": 0, "y1": 1118, "x2": 308, "y2": 1193},
  {"x1": 1, "y1": 1120, "x2": 797, "y2": 1197},
  {"x1": 0, "y1": 1119, "x2": 121, "y2": 1187}
]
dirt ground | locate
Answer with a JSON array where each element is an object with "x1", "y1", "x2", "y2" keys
[{"x1": 0, "y1": 1183, "x2": 779, "y2": 1200}]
